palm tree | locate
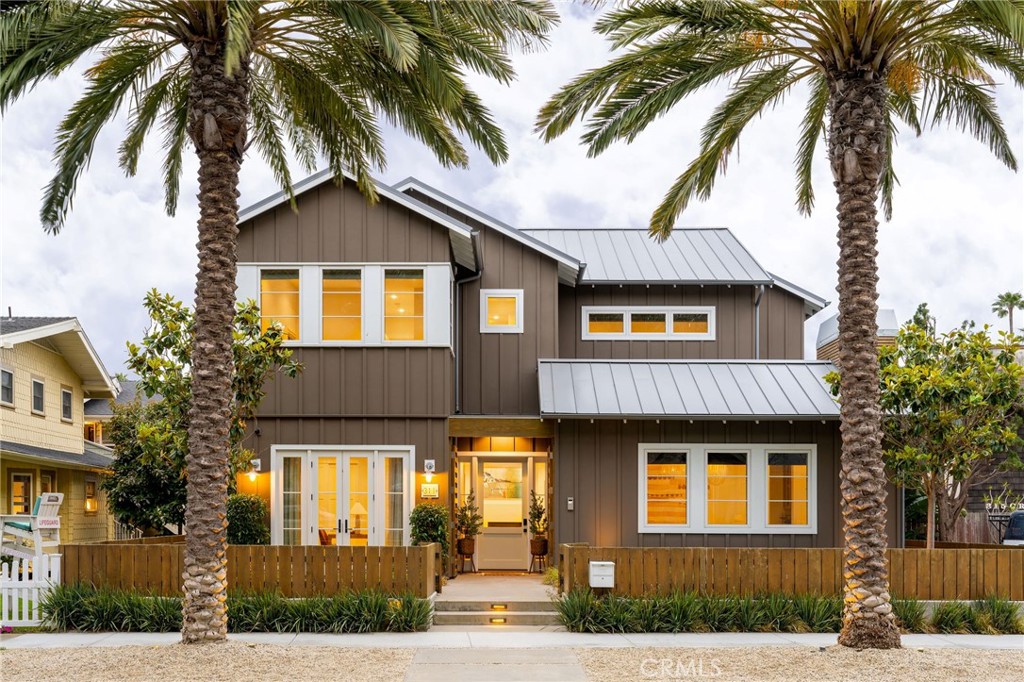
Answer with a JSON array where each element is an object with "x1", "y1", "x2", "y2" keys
[
  {"x1": 992, "y1": 292, "x2": 1024, "y2": 333},
  {"x1": 537, "y1": 1, "x2": 1022, "y2": 649},
  {"x1": 2, "y1": 0, "x2": 555, "y2": 643}
]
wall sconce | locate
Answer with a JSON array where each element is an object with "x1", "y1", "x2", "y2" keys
[
  {"x1": 247, "y1": 458, "x2": 261, "y2": 482},
  {"x1": 423, "y1": 459, "x2": 435, "y2": 483}
]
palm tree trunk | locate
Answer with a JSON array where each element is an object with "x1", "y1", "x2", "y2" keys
[
  {"x1": 181, "y1": 37, "x2": 250, "y2": 644},
  {"x1": 828, "y1": 71, "x2": 901, "y2": 650}
]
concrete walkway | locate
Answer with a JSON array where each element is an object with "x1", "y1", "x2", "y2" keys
[{"x1": 2, "y1": 631, "x2": 1022, "y2": 650}]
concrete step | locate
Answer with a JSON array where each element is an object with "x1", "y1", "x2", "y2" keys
[
  {"x1": 433, "y1": 600, "x2": 557, "y2": 613},
  {"x1": 432, "y1": 610, "x2": 561, "y2": 626}
]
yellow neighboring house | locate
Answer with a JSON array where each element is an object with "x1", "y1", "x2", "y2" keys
[{"x1": 0, "y1": 316, "x2": 118, "y2": 545}]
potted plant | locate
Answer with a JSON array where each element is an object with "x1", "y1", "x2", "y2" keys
[
  {"x1": 454, "y1": 493, "x2": 483, "y2": 558},
  {"x1": 529, "y1": 491, "x2": 548, "y2": 557}
]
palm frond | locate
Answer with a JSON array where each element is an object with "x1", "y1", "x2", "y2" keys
[
  {"x1": 119, "y1": 60, "x2": 187, "y2": 176},
  {"x1": 159, "y1": 73, "x2": 189, "y2": 217},
  {"x1": 794, "y1": 72, "x2": 828, "y2": 217}
]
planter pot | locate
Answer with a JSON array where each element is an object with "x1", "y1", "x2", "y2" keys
[
  {"x1": 457, "y1": 537, "x2": 476, "y2": 557},
  {"x1": 530, "y1": 537, "x2": 549, "y2": 557}
]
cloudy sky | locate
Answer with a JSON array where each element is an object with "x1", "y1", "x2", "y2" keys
[{"x1": 2, "y1": 5, "x2": 1022, "y2": 375}]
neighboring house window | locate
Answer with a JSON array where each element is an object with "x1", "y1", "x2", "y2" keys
[
  {"x1": 384, "y1": 269, "x2": 424, "y2": 342},
  {"x1": 41, "y1": 470, "x2": 57, "y2": 493},
  {"x1": 85, "y1": 422, "x2": 103, "y2": 443},
  {"x1": 638, "y1": 444, "x2": 816, "y2": 534},
  {"x1": 61, "y1": 386, "x2": 74, "y2": 422},
  {"x1": 322, "y1": 269, "x2": 362, "y2": 341},
  {"x1": 31, "y1": 378, "x2": 45, "y2": 415},
  {"x1": 84, "y1": 477, "x2": 99, "y2": 514},
  {"x1": 0, "y1": 368, "x2": 13, "y2": 406},
  {"x1": 480, "y1": 289, "x2": 524, "y2": 334},
  {"x1": 10, "y1": 472, "x2": 33, "y2": 514},
  {"x1": 583, "y1": 306, "x2": 715, "y2": 340},
  {"x1": 260, "y1": 269, "x2": 300, "y2": 340}
]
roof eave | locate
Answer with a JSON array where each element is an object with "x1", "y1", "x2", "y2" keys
[{"x1": 539, "y1": 413, "x2": 840, "y2": 421}]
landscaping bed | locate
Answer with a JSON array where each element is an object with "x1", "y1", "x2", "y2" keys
[
  {"x1": 557, "y1": 589, "x2": 1024, "y2": 634},
  {"x1": 41, "y1": 583, "x2": 432, "y2": 633}
]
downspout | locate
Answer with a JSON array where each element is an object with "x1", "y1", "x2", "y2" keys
[
  {"x1": 754, "y1": 284, "x2": 766, "y2": 359},
  {"x1": 454, "y1": 231, "x2": 483, "y2": 415}
]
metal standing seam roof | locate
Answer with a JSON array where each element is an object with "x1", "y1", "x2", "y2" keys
[
  {"x1": 538, "y1": 359, "x2": 839, "y2": 419},
  {"x1": 522, "y1": 228, "x2": 772, "y2": 285}
]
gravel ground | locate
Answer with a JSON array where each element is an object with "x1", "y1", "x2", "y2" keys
[
  {"x1": 578, "y1": 646, "x2": 1023, "y2": 681},
  {"x1": 0, "y1": 642, "x2": 415, "y2": 682}
]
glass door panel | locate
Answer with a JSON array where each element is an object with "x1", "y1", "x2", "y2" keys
[
  {"x1": 281, "y1": 457, "x2": 303, "y2": 545},
  {"x1": 346, "y1": 454, "x2": 370, "y2": 546},
  {"x1": 382, "y1": 456, "x2": 406, "y2": 546},
  {"x1": 477, "y1": 459, "x2": 529, "y2": 570},
  {"x1": 315, "y1": 456, "x2": 340, "y2": 545}
]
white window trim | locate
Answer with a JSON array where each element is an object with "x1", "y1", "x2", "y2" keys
[
  {"x1": 259, "y1": 266, "x2": 303, "y2": 344},
  {"x1": 30, "y1": 378, "x2": 45, "y2": 416},
  {"x1": 60, "y1": 386, "x2": 74, "y2": 422},
  {"x1": 0, "y1": 367, "x2": 13, "y2": 408},
  {"x1": 382, "y1": 267, "x2": 428, "y2": 347},
  {"x1": 320, "y1": 268, "x2": 365, "y2": 344},
  {"x1": 637, "y1": 443, "x2": 817, "y2": 535},
  {"x1": 480, "y1": 289, "x2": 524, "y2": 334},
  {"x1": 270, "y1": 444, "x2": 416, "y2": 547},
  {"x1": 583, "y1": 306, "x2": 716, "y2": 341}
]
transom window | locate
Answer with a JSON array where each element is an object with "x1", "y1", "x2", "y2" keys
[
  {"x1": 480, "y1": 289, "x2": 524, "y2": 334},
  {"x1": 0, "y1": 368, "x2": 12, "y2": 406},
  {"x1": 638, "y1": 444, "x2": 815, "y2": 534},
  {"x1": 384, "y1": 269, "x2": 424, "y2": 341},
  {"x1": 31, "y1": 379, "x2": 44, "y2": 415},
  {"x1": 583, "y1": 306, "x2": 715, "y2": 340},
  {"x1": 260, "y1": 269, "x2": 300, "y2": 340},
  {"x1": 322, "y1": 270, "x2": 362, "y2": 341}
]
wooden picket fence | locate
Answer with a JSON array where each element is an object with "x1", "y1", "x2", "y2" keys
[
  {"x1": 60, "y1": 543, "x2": 443, "y2": 599},
  {"x1": 1, "y1": 554, "x2": 61, "y2": 626},
  {"x1": 559, "y1": 544, "x2": 1024, "y2": 601}
]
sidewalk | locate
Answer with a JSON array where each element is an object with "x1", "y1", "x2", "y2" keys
[{"x1": 2, "y1": 630, "x2": 1022, "y2": 650}]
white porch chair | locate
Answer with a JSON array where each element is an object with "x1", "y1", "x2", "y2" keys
[{"x1": 1, "y1": 493, "x2": 64, "y2": 560}]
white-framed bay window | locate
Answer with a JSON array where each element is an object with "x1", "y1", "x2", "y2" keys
[
  {"x1": 638, "y1": 443, "x2": 816, "y2": 534},
  {"x1": 270, "y1": 445, "x2": 414, "y2": 547},
  {"x1": 238, "y1": 263, "x2": 452, "y2": 347}
]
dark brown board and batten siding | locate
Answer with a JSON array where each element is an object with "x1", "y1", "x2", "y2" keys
[
  {"x1": 553, "y1": 419, "x2": 899, "y2": 549},
  {"x1": 560, "y1": 284, "x2": 806, "y2": 361}
]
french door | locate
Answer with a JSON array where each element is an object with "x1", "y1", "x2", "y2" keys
[{"x1": 273, "y1": 447, "x2": 412, "y2": 546}]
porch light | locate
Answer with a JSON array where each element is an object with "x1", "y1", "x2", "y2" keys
[{"x1": 248, "y1": 458, "x2": 261, "y2": 482}]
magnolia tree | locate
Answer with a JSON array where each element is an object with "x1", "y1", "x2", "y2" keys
[
  {"x1": 104, "y1": 291, "x2": 299, "y2": 532},
  {"x1": 875, "y1": 324, "x2": 1023, "y2": 547}
]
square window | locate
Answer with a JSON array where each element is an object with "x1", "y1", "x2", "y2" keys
[
  {"x1": 673, "y1": 312, "x2": 709, "y2": 334},
  {"x1": 31, "y1": 379, "x2": 44, "y2": 415},
  {"x1": 61, "y1": 387, "x2": 73, "y2": 421},
  {"x1": 631, "y1": 312, "x2": 666, "y2": 334},
  {"x1": 0, "y1": 369, "x2": 12, "y2": 406},
  {"x1": 322, "y1": 270, "x2": 362, "y2": 341},
  {"x1": 260, "y1": 269, "x2": 300, "y2": 340},
  {"x1": 384, "y1": 269, "x2": 424, "y2": 341},
  {"x1": 587, "y1": 312, "x2": 624, "y2": 335},
  {"x1": 480, "y1": 290, "x2": 523, "y2": 333}
]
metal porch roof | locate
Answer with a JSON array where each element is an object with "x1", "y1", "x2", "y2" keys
[{"x1": 538, "y1": 359, "x2": 839, "y2": 420}]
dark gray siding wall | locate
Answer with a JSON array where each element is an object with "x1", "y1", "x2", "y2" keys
[
  {"x1": 554, "y1": 419, "x2": 898, "y2": 549},
  {"x1": 404, "y1": 189, "x2": 560, "y2": 416},
  {"x1": 238, "y1": 180, "x2": 454, "y2": 263},
  {"x1": 559, "y1": 284, "x2": 806, "y2": 361}
]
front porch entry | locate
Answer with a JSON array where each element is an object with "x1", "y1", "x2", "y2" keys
[{"x1": 453, "y1": 437, "x2": 552, "y2": 572}]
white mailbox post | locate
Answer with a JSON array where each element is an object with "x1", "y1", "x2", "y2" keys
[{"x1": 589, "y1": 560, "x2": 615, "y2": 589}]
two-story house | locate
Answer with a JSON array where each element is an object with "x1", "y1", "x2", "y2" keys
[
  {"x1": 0, "y1": 317, "x2": 118, "y2": 544},
  {"x1": 235, "y1": 170, "x2": 902, "y2": 570}
]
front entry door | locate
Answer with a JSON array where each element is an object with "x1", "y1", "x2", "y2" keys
[{"x1": 476, "y1": 459, "x2": 529, "y2": 570}]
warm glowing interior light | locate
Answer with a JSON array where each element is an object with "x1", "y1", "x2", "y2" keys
[
  {"x1": 248, "y1": 470, "x2": 258, "y2": 482},
  {"x1": 489, "y1": 617, "x2": 506, "y2": 625},
  {"x1": 425, "y1": 472, "x2": 434, "y2": 483},
  {"x1": 490, "y1": 604, "x2": 507, "y2": 611}
]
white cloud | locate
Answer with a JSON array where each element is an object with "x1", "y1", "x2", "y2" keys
[{"x1": 2, "y1": 7, "x2": 1022, "y2": 373}]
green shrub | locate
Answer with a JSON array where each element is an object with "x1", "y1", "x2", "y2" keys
[
  {"x1": 663, "y1": 591, "x2": 701, "y2": 632},
  {"x1": 409, "y1": 503, "x2": 449, "y2": 556},
  {"x1": 932, "y1": 601, "x2": 979, "y2": 634},
  {"x1": 556, "y1": 588, "x2": 599, "y2": 633},
  {"x1": 759, "y1": 592, "x2": 797, "y2": 632},
  {"x1": 227, "y1": 494, "x2": 270, "y2": 545},
  {"x1": 43, "y1": 583, "x2": 431, "y2": 633},
  {"x1": 973, "y1": 595, "x2": 1023, "y2": 635},
  {"x1": 700, "y1": 595, "x2": 739, "y2": 632},
  {"x1": 892, "y1": 596, "x2": 927, "y2": 632},
  {"x1": 792, "y1": 594, "x2": 841, "y2": 633}
]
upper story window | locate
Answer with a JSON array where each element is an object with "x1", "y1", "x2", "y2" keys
[
  {"x1": 0, "y1": 368, "x2": 12, "y2": 407},
  {"x1": 61, "y1": 386, "x2": 74, "y2": 422},
  {"x1": 480, "y1": 289, "x2": 524, "y2": 334},
  {"x1": 638, "y1": 444, "x2": 815, "y2": 535},
  {"x1": 322, "y1": 270, "x2": 362, "y2": 342},
  {"x1": 384, "y1": 269, "x2": 424, "y2": 342},
  {"x1": 583, "y1": 306, "x2": 715, "y2": 341},
  {"x1": 31, "y1": 378, "x2": 45, "y2": 415},
  {"x1": 85, "y1": 422, "x2": 103, "y2": 443},
  {"x1": 260, "y1": 269, "x2": 301, "y2": 340}
]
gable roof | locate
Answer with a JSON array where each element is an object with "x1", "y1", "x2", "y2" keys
[
  {"x1": 393, "y1": 177, "x2": 583, "y2": 285},
  {"x1": 538, "y1": 359, "x2": 839, "y2": 420},
  {"x1": 1, "y1": 439, "x2": 114, "y2": 470},
  {"x1": 84, "y1": 379, "x2": 161, "y2": 417},
  {"x1": 0, "y1": 317, "x2": 117, "y2": 399},
  {"x1": 236, "y1": 169, "x2": 479, "y2": 271},
  {"x1": 768, "y1": 272, "x2": 829, "y2": 316}
]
